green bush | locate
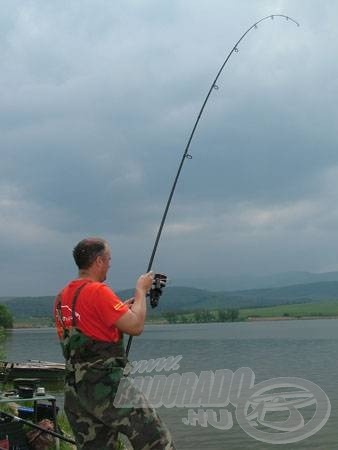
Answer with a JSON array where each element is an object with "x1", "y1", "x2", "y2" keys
[{"x1": 0, "y1": 304, "x2": 13, "y2": 328}]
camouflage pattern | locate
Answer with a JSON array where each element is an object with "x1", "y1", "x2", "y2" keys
[{"x1": 59, "y1": 320, "x2": 175, "y2": 449}]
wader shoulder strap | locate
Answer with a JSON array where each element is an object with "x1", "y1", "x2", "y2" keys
[
  {"x1": 71, "y1": 281, "x2": 91, "y2": 326},
  {"x1": 56, "y1": 281, "x2": 91, "y2": 329},
  {"x1": 55, "y1": 293, "x2": 65, "y2": 329}
]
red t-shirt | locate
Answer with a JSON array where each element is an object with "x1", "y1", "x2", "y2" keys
[{"x1": 54, "y1": 279, "x2": 129, "y2": 343}]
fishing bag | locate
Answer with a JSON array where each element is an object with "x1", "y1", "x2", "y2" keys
[{"x1": 26, "y1": 419, "x2": 55, "y2": 450}]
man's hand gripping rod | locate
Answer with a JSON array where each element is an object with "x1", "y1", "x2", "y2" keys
[{"x1": 126, "y1": 273, "x2": 167, "y2": 355}]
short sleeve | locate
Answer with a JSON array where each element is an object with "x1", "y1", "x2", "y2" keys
[{"x1": 93, "y1": 284, "x2": 129, "y2": 327}]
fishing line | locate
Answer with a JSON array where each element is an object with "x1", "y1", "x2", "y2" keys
[{"x1": 126, "y1": 14, "x2": 299, "y2": 356}]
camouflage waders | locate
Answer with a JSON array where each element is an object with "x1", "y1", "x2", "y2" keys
[{"x1": 56, "y1": 282, "x2": 176, "y2": 450}]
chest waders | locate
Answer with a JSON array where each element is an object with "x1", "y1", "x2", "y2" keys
[{"x1": 56, "y1": 282, "x2": 176, "y2": 450}]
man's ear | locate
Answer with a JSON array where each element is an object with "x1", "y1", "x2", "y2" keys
[{"x1": 94, "y1": 255, "x2": 103, "y2": 267}]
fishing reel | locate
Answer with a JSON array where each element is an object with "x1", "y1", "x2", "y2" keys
[{"x1": 148, "y1": 273, "x2": 167, "y2": 308}]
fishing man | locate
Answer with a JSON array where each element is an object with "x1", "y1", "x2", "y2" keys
[{"x1": 54, "y1": 237, "x2": 175, "y2": 449}]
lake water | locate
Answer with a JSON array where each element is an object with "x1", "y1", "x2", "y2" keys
[{"x1": 3, "y1": 320, "x2": 338, "y2": 450}]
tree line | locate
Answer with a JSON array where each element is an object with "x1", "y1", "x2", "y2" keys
[{"x1": 162, "y1": 308, "x2": 239, "y2": 324}]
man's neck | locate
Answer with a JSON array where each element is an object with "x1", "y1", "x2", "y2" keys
[{"x1": 78, "y1": 270, "x2": 101, "y2": 282}]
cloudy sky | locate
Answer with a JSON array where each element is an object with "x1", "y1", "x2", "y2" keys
[{"x1": 1, "y1": 0, "x2": 338, "y2": 295}]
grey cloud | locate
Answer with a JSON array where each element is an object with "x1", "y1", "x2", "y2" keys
[{"x1": 1, "y1": 0, "x2": 338, "y2": 294}]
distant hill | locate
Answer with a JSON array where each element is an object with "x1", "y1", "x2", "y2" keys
[
  {"x1": 156, "y1": 281, "x2": 338, "y2": 312},
  {"x1": 2, "y1": 280, "x2": 338, "y2": 319},
  {"x1": 174, "y1": 271, "x2": 338, "y2": 291}
]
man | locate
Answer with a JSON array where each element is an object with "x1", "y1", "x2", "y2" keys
[{"x1": 54, "y1": 237, "x2": 175, "y2": 449}]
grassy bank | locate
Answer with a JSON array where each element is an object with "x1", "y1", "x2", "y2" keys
[{"x1": 240, "y1": 300, "x2": 338, "y2": 319}]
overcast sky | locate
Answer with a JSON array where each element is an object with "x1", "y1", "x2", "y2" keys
[{"x1": 1, "y1": 0, "x2": 338, "y2": 295}]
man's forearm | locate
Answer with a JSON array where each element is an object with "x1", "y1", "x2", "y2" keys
[
  {"x1": 130, "y1": 287, "x2": 147, "y2": 326},
  {"x1": 115, "y1": 272, "x2": 153, "y2": 335}
]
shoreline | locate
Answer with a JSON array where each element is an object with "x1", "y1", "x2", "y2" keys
[
  {"x1": 9, "y1": 315, "x2": 338, "y2": 329},
  {"x1": 246, "y1": 315, "x2": 338, "y2": 321}
]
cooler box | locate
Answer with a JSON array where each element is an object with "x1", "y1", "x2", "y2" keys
[
  {"x1": 17, "y1": 406, "x2": 34, "y2": 420},
  {"x1": 18, "y1": 403, "x2": 59, "y2": 421}
]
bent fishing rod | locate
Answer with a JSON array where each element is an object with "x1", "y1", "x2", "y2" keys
[{"x1": 126, "y1": 14, "x2": 299, "y2": 356}]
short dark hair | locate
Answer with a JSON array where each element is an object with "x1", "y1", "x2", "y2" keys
[{"x1": 73, "y1": 237, "x2": 108, "y2": 269}]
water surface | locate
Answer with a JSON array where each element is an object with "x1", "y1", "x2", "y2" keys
[{"x1": 4, "y1": 320, "x2": 338, "y2": 449}]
